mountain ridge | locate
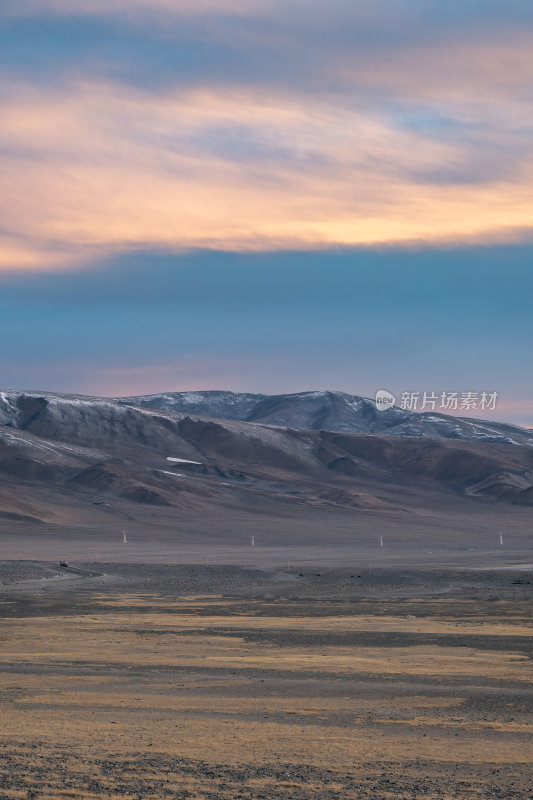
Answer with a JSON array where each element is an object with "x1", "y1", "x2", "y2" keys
[
  {"x1": 116, "y1": 389, "x2": 533, "y2": 445},
  {"x1": 0, "y1": 390, "x2": 532, "y2": 532}
]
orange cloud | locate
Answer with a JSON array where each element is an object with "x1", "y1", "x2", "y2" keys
[
  {"x1": 1, "y1": 79, "x2": 533, "y2": 271},
  {"x1": 0, "y1": 236, "x2": 90, "y2": 272}
]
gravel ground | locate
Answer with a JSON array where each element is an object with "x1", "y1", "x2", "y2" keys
[{"x1": 0, "y1": 562, "x2": 532, "y2": 799}]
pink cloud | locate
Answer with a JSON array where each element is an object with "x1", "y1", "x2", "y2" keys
[{"x1": 1, "y1": 78, "x2": 533, "y2": 272}]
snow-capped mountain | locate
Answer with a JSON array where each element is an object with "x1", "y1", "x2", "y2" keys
[
  {"x1": 117, "y1": 390, "x2": 533, "y2": 445},
  {"x1": 0, "y1": 389, "x2": 532, "y2": 526}
]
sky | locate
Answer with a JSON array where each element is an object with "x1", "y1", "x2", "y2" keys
[{"x1": 1, "y1": 1, "x2": 532, "y2": 425}]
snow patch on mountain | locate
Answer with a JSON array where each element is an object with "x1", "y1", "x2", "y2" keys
[{"x1": 166, "y1": 457, "x2": 202, "y2": 464}]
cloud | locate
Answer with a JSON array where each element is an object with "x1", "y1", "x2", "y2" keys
[
  {"x1": 0, "y1": 2, "x2": 532, "y2": 269},
  {"x1": 0, "y1": 0, "x2": 271, "y2": 21},
  {"x1": 0, "y1": 235, "x2": 88, "y2": 272},
  {"x1": 1, "y1": 78, "x2": 533, "y2": 270},
  {"x1": 4, "y1": 3, "x2": 533, "y2": 102}
]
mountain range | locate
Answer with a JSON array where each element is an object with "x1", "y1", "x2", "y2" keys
[
  {"x1": 118, "y1": 389, "x2": 533, "y2": 445},
  {"x1": 0, "y1": 389, "x2": 532, "y2": 530}
]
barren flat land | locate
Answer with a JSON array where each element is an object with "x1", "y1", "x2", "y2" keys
[{"x1": 1, "y1": 558, "x2": 532, "y2": 800}]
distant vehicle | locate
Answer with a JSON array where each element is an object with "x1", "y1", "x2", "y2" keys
[{"x1": 59, "y1": 560, "x2": 69, "y2": 568}]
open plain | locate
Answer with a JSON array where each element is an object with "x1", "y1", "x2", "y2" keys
[{"x1": 1, "y1": 559, "x2": 532, "y2": 800}]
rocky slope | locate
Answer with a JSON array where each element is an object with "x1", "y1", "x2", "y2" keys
[
  {"x1": 0, "y1": 390, "x2": 532, "y2": 526},
  {"x1": 117, "y1": 390, "x2": 533, "y2": 445}
]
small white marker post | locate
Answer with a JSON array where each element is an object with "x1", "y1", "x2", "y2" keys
[
  {"x1": 250, "y1": 536, "x2": 255, "y2": 547},
  {"x1": 499, "y1": 533, "x2": 504, "y2": 547},
  {"x1": 380, "y1": 537, "x2": 384, "y2": 547},
  {"x1": 123, "y1": 531, "x2": 127, "y2": 544}
]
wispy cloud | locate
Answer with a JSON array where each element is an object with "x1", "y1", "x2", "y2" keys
[
  {"x1": 1, "y1": 2, "x2": 532, "y2": 269},
  {"x1": 1, "y1": 81, "x2": 533, "y2": 270}
]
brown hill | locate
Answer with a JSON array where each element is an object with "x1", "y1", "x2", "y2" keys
[{"x1": 0, "y1": 392, "x2": 532, "y2": 532}]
